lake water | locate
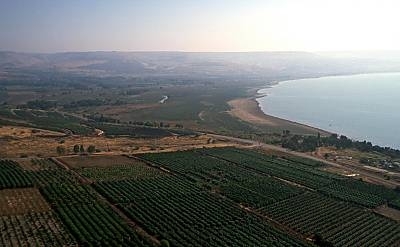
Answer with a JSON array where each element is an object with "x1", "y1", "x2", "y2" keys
[{"x1": 257, "y1": 73, "x2": 400, "y2": 149}]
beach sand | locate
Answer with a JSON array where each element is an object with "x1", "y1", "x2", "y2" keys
[{"x1": 228, "y1": 97, "x2": 330, "y2": 135}]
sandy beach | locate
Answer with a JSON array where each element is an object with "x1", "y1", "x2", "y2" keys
[{"x1": 228, "y1": 97, "x2": 330, "y2": 136}]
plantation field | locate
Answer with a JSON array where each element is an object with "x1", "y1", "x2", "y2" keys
[
  {"x1": 263, "y1": 193, "x2": 400, "y2": 247},
  {"x1": 138, "y1": 148, "x2": 400, "y2": 246},
  {"x1": 0, "y1": 188, "x2": 50, "y2": 216},
  {"x1": 94, "y1": 176, "x2": 310, "y2": 247},
  {"x1": 60, "y1": 155, "x2": 141, "y2": 168},
  {"x1": 0, "y1": 160, "x2": 33, "y2": 189},
  {"x1": 0, "y1": 212, "x2": 76, "y2": 247},
  {"x1": 10, "y1": 109, "x2": 93, "y2": 135},
  {"x1": 200, "y1": 147, "x2": 399, "y2": 208},
  {"x1": 76, "y1": 163, "x2": 165, "y2": 182},
  {"x1": 139, "y1": 150, "x2": 305, "y2": 207},
  {"x1": 62, "y1": 155, "x2": 165, "y2": 181},
  {"x1": 1, "y1": 147, "x2": 400, "y2": 246},
  {"x1": 0, "y1": 158, "x2": 151, "y2": 246}
]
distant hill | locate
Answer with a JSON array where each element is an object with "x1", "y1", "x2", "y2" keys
[{"x1": 1, "y1": 51, "x2": 400, "y2": 79}]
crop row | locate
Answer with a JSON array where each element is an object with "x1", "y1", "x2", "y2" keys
[
  {"x1": 0, "y1": 159, "x2": 152, "y2": 246},
  {"x1": 139, "y1": 151, "x2": 304, "y2": 208},
  {"x1": 200, "y1": 147, "x2": 337, "y2": 189},
  {"x1": 0, "y1": 160, "x2": 33, "y2": 189},
  {"x1": 201, "y1": 147, "x2": 400, "y2": 208},
  {"x1": 0, "y1": 212, "x2": 75, "y2": 247},
  {"x1": 76, "y1": 163, "x2": 164, "y2": 182},
  {"x1": 0, "y1": 188, "x2": 50, "y2": 216},
  {"x1": 94, "y1": 175, "x2": 311, "y2": 247},
  {"x1": 317, "y1": 179, "x2": 398, "y2": 207},
  {"x1": 0, "y1": 159, "x2": 79, "y2": 189},
  {"x1": 42, "y1": 184, "x2": 151, "y2": 246},
  {"x1": 262, "y1": 192, "x2": 400, "y2": 246}
]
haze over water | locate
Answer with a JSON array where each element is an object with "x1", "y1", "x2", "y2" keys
[{"x1": 257, "y1": 73, "x2": 400, "y2": 149}]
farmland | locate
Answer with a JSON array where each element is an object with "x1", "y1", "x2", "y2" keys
[
  {"x1": 59, "y1": 155, "x2": 141, "y2": 168},
  {"x1": 0, "y1": 188, "x2": 50, "y2": 216},
  {"x1": 0, "y1": 158, "x2": 151, "y2": 246},
  {"x1": 138, "y1": 147, "x2": 400, "y2": 246},
  {"x1": 199, "y1": 147, "x2": 399, "y2": 207},
  {"x1": 94, "y1": 176, "x2": 309, "y2": 246},
  {"x1": 2, "y1": 32, "x2": 400, "y2": 247},
  {"x1": 263, "y1": 192, "x2": 400, "y2": 247},
  {"x1": 0, "y1": 147, "x2": 400, "y2": 246}
]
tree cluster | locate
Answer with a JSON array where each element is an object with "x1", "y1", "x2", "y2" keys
[
  {"x1": 281, "y1": 131, "x2": 400, "y2": 158},
  {"x1": 73, "y1": 144, "x2": 96, "y2": 154}
]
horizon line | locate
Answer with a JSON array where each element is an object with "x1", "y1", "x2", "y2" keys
[{"x1": 2, "y1": 49, "x2": 400, "y2": 55}]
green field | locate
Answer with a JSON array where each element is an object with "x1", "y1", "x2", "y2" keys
[
  {"x1": 1, "y1": 147, "x2": 400, "y2": 246},
  {"x1": 0, "y1": 158, "x2": 150, "y2": 246},
  {"x1": 138, "y1": 148, "x2": 400, "y2": 246}
]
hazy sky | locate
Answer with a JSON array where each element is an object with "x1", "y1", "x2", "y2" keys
[{"x1": 1, "y1": 0, "x2": 399, "y2": 52}]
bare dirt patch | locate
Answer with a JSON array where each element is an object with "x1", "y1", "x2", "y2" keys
[
  {"x1": 1, "y1": 126, "x2": 233, "y2": 158},
  {"x1": 0, "y1": 188, "x2": 51, "y2": 216},
  {"x1": 0, "y1": 126, "x2": 64, "y2": 138}
]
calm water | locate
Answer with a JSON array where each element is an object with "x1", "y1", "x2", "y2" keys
[{"x1": 257, "y1": 73, "x2": 400, "y2": 149}]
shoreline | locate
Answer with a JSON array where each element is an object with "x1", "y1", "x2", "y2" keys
[
  {"x1": 228, "y1": 74, "x2": 369, "y2": 136},
  {"x1": 232, "y1": 71, "x2": 400, "y2": 136},
  {"x1": 232, "y1": 71, "x2": 400, "y2": 149},
  {"x1": 228, "y1": 96, "x2": 331, "y2": 136}
]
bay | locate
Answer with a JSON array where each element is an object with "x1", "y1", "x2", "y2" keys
[{"x1": 257, "y1": 73, "x2": 400, "y2": 149}]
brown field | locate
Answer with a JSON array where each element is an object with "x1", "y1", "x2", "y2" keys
[
  {"x1": 0, "y1": 126, "x2": 64, "y2": 138},
  {"x1": 0, "y1": 188, "x2": 51, "y2": 216},
  {"x1": 0, "y1": 125, "x2": 233, "y2": 158},
  {"x1": 59, "y1": 154, "x2": 142, "y2": 168},
  {"x1": 96, "y1": 103, "x2": 158, "y2": 116}
]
